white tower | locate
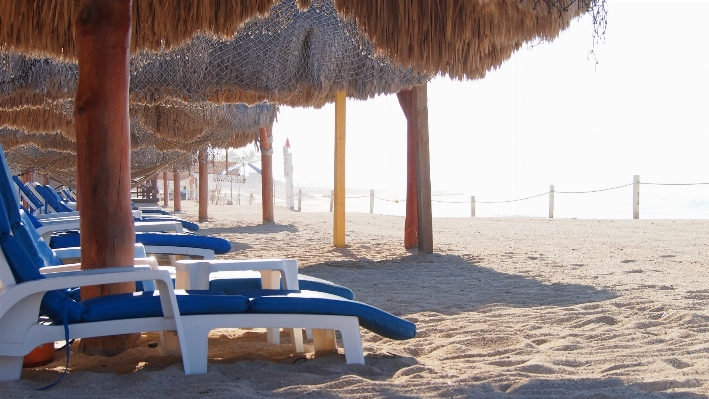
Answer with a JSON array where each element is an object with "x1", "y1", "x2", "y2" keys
[{"x1": 283, "y1": 139, "x2": 294, "y2": 210}]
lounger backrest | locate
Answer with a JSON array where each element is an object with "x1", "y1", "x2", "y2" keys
[
  {"x1": 35, "y1": 185, "x2": 74, "y2": 213},
  {"x1": 12, "y1": 176, "x2": 43, "y2": 213},
  {"x1": 0, "y1": 195, "x2": 86, "y2": 323},
  {"x1": 44, "y1": 185, "x2": 69, "y2": 205},
  {"x1": 19, "y1": 209, "x2": 63, "y2": 267},
  {"x1": 0, "y1": 147, "x2": 47, "y2": 268}
]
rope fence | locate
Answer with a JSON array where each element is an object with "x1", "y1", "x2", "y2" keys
[{"x1": 196, "y1": 175, "x2": 709, "y2": 219}]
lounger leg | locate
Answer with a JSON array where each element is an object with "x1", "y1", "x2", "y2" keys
[
  {"x1": 181, "y1": 329, "x2": 210, "y2": 375},
  {"x1": 261, "y1": 271, "x2": 283, "y2": 345},
  {"x1": 290, "y1": 328, "x2": 304, "y2": 352},
  {"x1": 312, "y1": 329, "x2": 337, "y2": 352},
  {"x1": 266, "y1": 328, "x2": 280, "y2": 345},
  {"x1": 338, "y1": 320, "x2": 365, "y2": 364},
  {"x1": 0, "y1": 356, "x2": 24, "y2": 382},
  {"x1": 159, "y1": 331, "x2": 182, "y2": 356}
]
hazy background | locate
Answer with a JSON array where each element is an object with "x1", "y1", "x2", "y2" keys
[{"x1": 239, "y1": 0, "x2": 709, "y2": 218}]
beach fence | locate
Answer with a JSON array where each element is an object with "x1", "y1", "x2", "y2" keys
[{"x1": 251, "y1": 175, "x2": 709, "y2": 219}]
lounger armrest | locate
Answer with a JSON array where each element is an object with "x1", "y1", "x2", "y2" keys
[
  {"x1": 134, "y1": 221, "x2": 183, "y2": 233},
  {"x1": 174, "y1": 259, "x2": 299, "y2": 290},
  {"x1": 36, "y1": 211, "x2": 81, "y2": 219},
  {"x1": 0, "y1": 269, "x2": 179, "y2": 346},
  {"x1": 52, "y1": 244, "x2": 148, "y2": 261}
]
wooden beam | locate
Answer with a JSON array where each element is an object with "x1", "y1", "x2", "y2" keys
[
  {"x1": 259, "y1": 126, "x2": 274, "y2": 223},
  {"x1": 163, "y1": 171, "x2": 169, "y2": 207},
  {"x1": 333, "y1": 91, "x2": 346, "y2": 248},
  {"x1": 413, "y1": 84, "x2": 433, "y2": 253},
  {"x1": 173, "y1": 169, "x2": 181, "y2": 212},
  {"x1": 397, "y1": 89, "x2": 418, "y2": 249},
  {"x1": 199, "y1": 150, "x2": 209, "y2": 222},
  {"x1": 74, "y1": 0, "x2": 138, "y2": 355}
]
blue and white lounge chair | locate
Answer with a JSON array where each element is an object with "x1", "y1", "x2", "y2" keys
[{"x1": 0, "y1": 191, "x2": 415, "y2": 382}]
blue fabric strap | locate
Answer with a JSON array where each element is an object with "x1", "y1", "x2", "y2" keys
[{"x1": 37, "y1": 307, "x2": 70, "y2": 391}]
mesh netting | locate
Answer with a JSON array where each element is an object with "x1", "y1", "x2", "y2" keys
[
  {"x1": 130, "y1": 0, "x2": 430, "y2": 107},
  {"x1": 3, "y1": 141, "x2": 195, "y2": 188},
  {"x1": 0, "y1": 99, "x2": 276, "y2": 149},
  {"x1": 1, "y1": 0, "x2": 430, "y2": 110}
]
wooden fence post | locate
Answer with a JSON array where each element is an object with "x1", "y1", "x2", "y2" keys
[
  {"x1": 549, "y1": 185, "x2": 554, "y2": 219},
  {"x1": 471, "y1": 196, "x2": 475, "y2": 217},
  {"x1": 298, "y1": 189, "x2": 302, "y2": 212},
  {"x1": 370, "y1": 190, "x2": 374, "y2": 214},
  {"x1": 633, "y1": 175, "x2": 640, "y2": 219}
]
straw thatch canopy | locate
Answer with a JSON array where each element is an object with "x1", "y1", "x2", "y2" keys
[
  {"x1": 0, "y1": 97, "x2": 277, "y2": 144},
  {"x1": 1, "y1": 0, "x2": 430, "y2": 109},
  {"x1": 0, "y1": 100, "x2": 276, "y2": 185},
  {"x1": 0, "y1": 1, "x2": 275, "y2": 60},
  {"x1": 130, "y1": 0, "x2": 430, "y2": 107},
  {"x1": 1, "y1": 141, "x2": 194, "y2": 188},
  {"x1": 325, "y1": 0, "x2": 606, "y2": 80}
]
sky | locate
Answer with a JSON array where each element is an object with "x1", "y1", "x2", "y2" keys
[{"x1": 260, "y1": 1, "x2": 709, "y2": 209}]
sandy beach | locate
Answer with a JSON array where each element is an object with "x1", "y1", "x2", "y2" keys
[{"x1": 3, "y1": 201, "x2": 709, "y2": 398}]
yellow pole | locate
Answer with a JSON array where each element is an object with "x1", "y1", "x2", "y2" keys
[{"x1": 333, "y1": 91, "x2": 346, "y2": 247}]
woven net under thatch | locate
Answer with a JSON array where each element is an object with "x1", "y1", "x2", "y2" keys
[
  {"x1": 3, "y1": 141, "x2": 196, "y2": 189},
  {"x1": 131, "y1": 0, "x2": 430, "y2": 107},
  {"x1": 0, "y1": 126, "x2": 75, "y2": 152},
  {"x1": 0, "y1": 0, "x2": 275, "y2": 60},
  {"x1": 1, "y1": 0, "x2": 430, "y2": 109},
  {"x1": 0, "y1": 96, "x2": 277, "y2": 151},
  {"x1": 325, "y1": 0, "x2": 607, "y2": 80}
]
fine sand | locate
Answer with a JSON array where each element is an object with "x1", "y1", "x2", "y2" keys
[{"x1": 3, "y1": 201, "x2": 709, "y2": 398}]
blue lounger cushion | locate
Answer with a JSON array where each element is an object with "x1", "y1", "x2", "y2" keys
[
  {"x1": 210, "y1": 274, "x2": 355, "y2": 300},
  {"x1": 50, "y1": 232, "x2": 231, "y2": 254},
  {"x1": 249, "y1": 290, "x2": 416, "y2": 340},
  {"x1": 80, "y1": 291, "x2": 250, "y2": 323},
  {"x1": 36, "y1": 185, "x2": 74, "y2": 213},
  {"x1": 140, "y1": 215, "x2": 200, "y2": 232},
  {"x1": 137, "y1": 208, "x2": 171, "y2": 215},
  {"x1": 12, "y1": 176, "x2": 44, "y2": 211}
]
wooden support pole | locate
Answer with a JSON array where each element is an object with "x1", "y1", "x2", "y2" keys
[
  {"x1": 549, "y1": 185, "x2": 555, "y2": 219},
  {"x1": 633, "y1": 175, "x2": 640, "y2": 219},
  {"x1": 397, "y1": 89, "x2": 419, "y2": 249},
  {"x1": 74, "y1": 0, "x2": 138, "y2": 355},
  {"x1": 471, "y1": 196, "x2": 476, "y2": 217},
  {"x1": 413, "y1": 84, "x2": 433, "y2": 253},
  {"x1": 333, "y1": 91, "x2": 346, "y2": 248},
  {"x1": 199, "y1": 150, "x2": 209, "y2": 222},
  {"x1": 42, "y1": 173, "x2": 49, "y2": 186},
  {"x1": 370, "y1": 189, "x2": 374, "y2": 214},
  {"x1": 150, "y1": 175, "x2": 158, "y2": 201},
  {"x1": 173, "y1": 169, "x2": 181, "y2": 212},
  {"x1": 260, "y1": 126, "x2": 274, "y2": 223},
  {"x1": 298, "y1": 188, "x2": 302, "y2": 212},
  {"x1": 163, "y1": 171, "x2": 169, "y2": 206}
]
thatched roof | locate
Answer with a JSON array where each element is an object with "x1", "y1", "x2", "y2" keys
[
  {"x1": 0, "y1": 96, "x2": 277, "y2": 144},
  {"x1": 0, "y1": 1, "x2": 275, "y2": 60},
  {"x1": 0, "y1": 100, "x2": 276, "y2": 184},
  {"x1": 130, "y1": 0, "x2": 430, "y2": 107},
  {"x1": 1, "y1": 0, "x2": 430, "y2": 109},
  {"x1": 0, "y1": 102, "x2": 274, "y2": 152},
  {"x1": 2, "y1": 141, "x2": 194, "y2": 188},
  {"x1": 326, "y1": 0, "x2": 606, "y2": 80}
]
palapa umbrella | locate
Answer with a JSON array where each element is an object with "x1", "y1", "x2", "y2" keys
[
  {"x1": 325, "y1": 0, "x2": 607, "y2": 80},
  {"x1": 0, "y1": 0, "x2": 279, "y2": 356},
  {"x1": 0, "y1": 0, "x2": 604, "y2": 355},
  {"x1": 0, "y1": 100, "x2": 277, "y2": 187}
]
